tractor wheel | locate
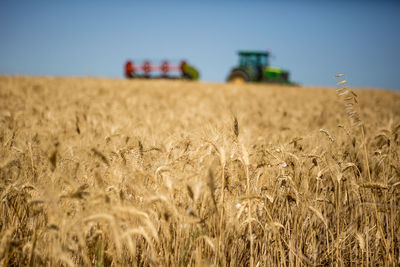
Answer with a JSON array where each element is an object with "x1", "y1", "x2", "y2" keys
[{"x1": 227, "y1": 70, "x2": 250, "y2": 84}]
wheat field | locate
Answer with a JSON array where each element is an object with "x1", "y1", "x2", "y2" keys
[{"x1": 0, "y1": 76, "x2": 399, "y2": 266}]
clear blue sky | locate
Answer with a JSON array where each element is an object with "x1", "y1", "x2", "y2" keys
[{"x1": 1, "y1": 0, "x2": 400, "y2": 89}]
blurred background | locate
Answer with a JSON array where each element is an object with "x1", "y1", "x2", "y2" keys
[{"x1": 0, "y1": 0, "x2": 399, "y2": 89}]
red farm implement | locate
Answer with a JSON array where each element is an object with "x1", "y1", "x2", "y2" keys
[{"x1": 124, "y1": 60, "x2": 199, "y2": 81}]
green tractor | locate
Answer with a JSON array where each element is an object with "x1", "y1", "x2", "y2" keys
[{"x1": 227, "y1": 51, "x2": 292, "y2": 84}]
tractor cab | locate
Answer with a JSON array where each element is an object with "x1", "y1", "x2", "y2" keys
[
  {"x1": 227, "y1": 50, "x2": 270, "y2": 83},
  {"x1": 238, "y1": 51, "x2": 269, "y2": 68}
]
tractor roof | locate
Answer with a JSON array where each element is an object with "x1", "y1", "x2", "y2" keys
[{"x1": 238, "y1": 51, "x2": 269, "y2": 56}]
